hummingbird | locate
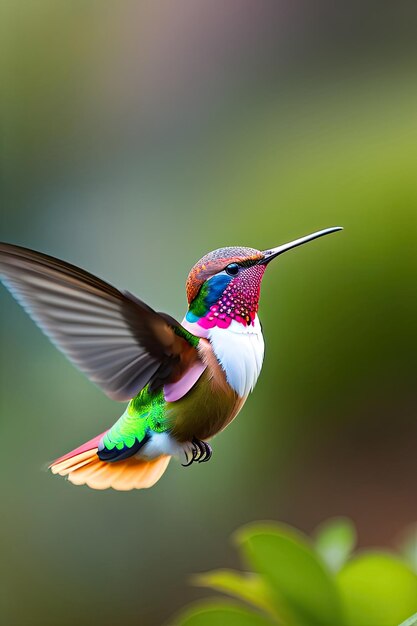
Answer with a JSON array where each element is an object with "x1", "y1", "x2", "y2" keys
[{"x1": 0, "y1": 227, "x2": 342, "y2": 491}]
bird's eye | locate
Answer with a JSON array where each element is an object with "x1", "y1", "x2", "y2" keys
[{"x1": 226, "y1": 263, "x2": 240, "y2": 276}]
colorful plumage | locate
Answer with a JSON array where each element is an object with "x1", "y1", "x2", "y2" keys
[{"x1": 0, "y1": 227, "x2": 342, "y2": 490}]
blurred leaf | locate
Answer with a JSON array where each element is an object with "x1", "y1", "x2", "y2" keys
[
  {"x1": 192, "y1": 569, "x2": 276, "y2": 619},
  {"x1": 235, "y1": 522, "x2": 345, "y2": 626},
  {"x1": 399, "y1": 613, "x2": 417, "y2": 626},
  {"x1": 173, "y1": 601, "x2": 277, "y2": 626},
  {"x1": 398, "y1": 524, "x2": 417, "y2": 574},
  {"x1": 337, "y1": 552, "x2": 417, "y2": 626},
  {"x1": 314, "y1": 517, "x2": 357, "y2": 573}
]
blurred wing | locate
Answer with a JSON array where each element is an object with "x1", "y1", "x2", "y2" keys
[{"x1": 0, "y1": 243, "x2": 199, "y2": 401}]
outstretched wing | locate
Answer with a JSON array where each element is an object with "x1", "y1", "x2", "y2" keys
[{"x1": 0, "y1": 243, "x2": 199, "y2": 401}]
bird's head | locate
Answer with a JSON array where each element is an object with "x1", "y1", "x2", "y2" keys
[{"x1": 184, "y1": 227, "x2": 342, "y2": 332}]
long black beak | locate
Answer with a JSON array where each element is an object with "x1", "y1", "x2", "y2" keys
[{"x1": 261, "y1": 227, "x2": 343, "y2": 265}]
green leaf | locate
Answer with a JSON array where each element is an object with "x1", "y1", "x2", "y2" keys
[
  {"x1": 398, "y1": 523, "x2": 417, "y2": 574},
  {"x1": 235, "y1": 522, "x2": 345, "y2": 626},
  {"x1": 337, "y1": 552, "x2": 417, "y2": 626},
  {"x1": 314, "y1": 517, "x2": 357, "y2": 573},
  {"x1": 192, "y1": 569, "x2": 277, "y2": 619},
  {"x1": 399, "y1": 613, "x2": 417, "y2": 626},
  {"x1": 172, "y1": 601, "x2": 277, "y2": 626}
]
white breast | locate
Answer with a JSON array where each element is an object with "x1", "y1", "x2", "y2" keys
[{"x1": 208, "y1": 316, "x2": 264, "y2": 398}]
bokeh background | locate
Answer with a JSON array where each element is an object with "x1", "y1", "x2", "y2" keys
[{"x1": 1, "y1": 2, "x2": 417, "y2": 625}]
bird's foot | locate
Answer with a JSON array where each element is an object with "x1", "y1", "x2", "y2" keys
[{"x1": 182, "y1": 437, "x2": 212, "y2": 466}]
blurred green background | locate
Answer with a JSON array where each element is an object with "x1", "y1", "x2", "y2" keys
[{"x1": 1, "y1": 2, "x2": 417, "y2": 625}]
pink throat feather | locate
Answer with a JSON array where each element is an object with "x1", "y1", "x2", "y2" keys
[{"x1": 198, "y1": 265, "x2": 265, "y2": 330}]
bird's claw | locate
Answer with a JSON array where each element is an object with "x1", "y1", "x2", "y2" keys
[{"x1": 181, "y1": 438, "x2": 212, "y2": 466}]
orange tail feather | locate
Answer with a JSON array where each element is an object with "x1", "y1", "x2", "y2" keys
[{"x1": 50, "y1": 438, "x2": 170, "y2": 491}]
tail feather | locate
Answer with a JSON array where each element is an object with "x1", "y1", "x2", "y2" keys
[
  {"x1": 50, "y1": 436, "x2": 171, "y2": 491},
  {"x1": 51, "y1": 432, "x2": 106, "y2": 466},
  {"x1": 51, "y1": 451, "x2": 96, "y2": 476}
]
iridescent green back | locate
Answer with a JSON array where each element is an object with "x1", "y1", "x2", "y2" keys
[{"x1": 102, "y1": 385, "x2": 168, "y2": 453}]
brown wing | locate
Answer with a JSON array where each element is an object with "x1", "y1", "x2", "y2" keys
[{"x1": 0, "y1": 242, "x2": 199, "y2": 401}]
